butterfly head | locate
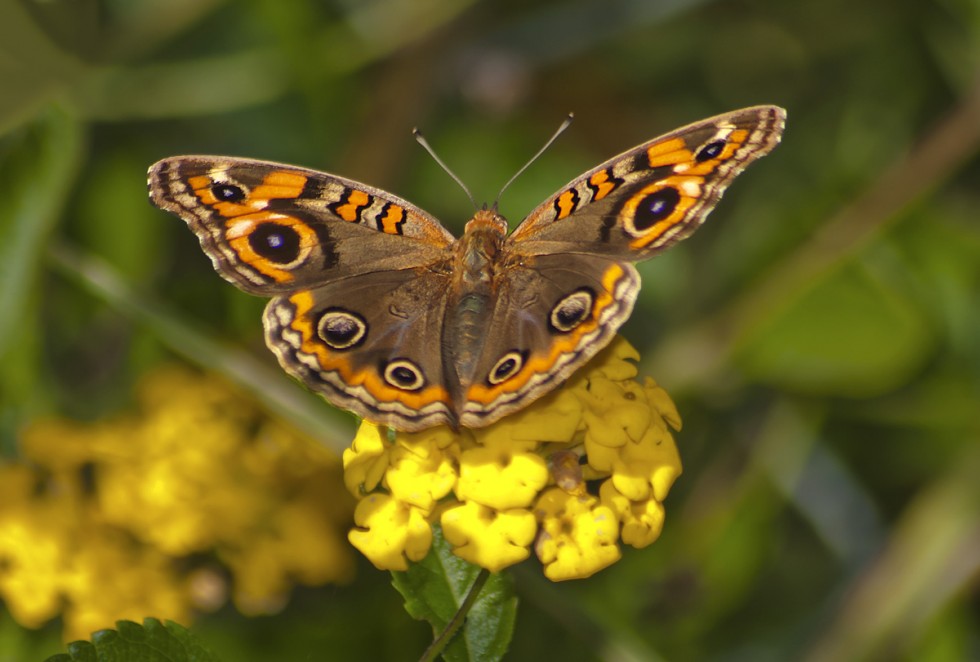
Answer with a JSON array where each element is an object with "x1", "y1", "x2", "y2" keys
[{"x1": 463, "y1": 208, "x2": 509, "y2": 237}]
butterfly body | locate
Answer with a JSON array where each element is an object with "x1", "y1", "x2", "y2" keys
[
  {"x1": 149, "y1": 106, "x2": 785, "y2": 431},
  {"x1": 444, "y1": 210, "x2": 507, "y2": 410}
]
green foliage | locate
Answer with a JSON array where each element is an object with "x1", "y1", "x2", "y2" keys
[
  {"x1": 736, "y1": 261, "x2": 935, "y2": 395},
  {"x1": 45, "y1": 619, "x2": 220, "y2": 662},
  {"x1": 393, "y1": 528, "x2": 517, "y2": 662},
  {"x1": 0, "y1": 106, "x2": 82, "y2": 417}
]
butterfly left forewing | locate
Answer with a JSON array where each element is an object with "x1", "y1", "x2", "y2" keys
[
  {"x1": 148, "y1": 156, "x2": 455, "y2": 295},
  {"x1": 508, "y1": 105, "x2": 785, "y2": 260}
]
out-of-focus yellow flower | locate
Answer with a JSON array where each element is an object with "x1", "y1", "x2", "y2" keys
[
  {"x1": 345, "y1": 337, "x2": 683, "y2": 581},
  {"x1": 0, "y1": 467, "x2": 70, "y2": 629},
  {"x1": 2, "y1": 364, "x2": 354, "y2": 639},
  {"x1": 61, "y1": 531, "x2": 188, "y2": 641}
]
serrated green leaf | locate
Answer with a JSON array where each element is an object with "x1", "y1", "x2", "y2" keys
[
  {"x1": 44, "y1": 618, "x2": 221, "y2": 662},
  {"x1": 392, "y1": 527, "x2": 517, "y2": 662}
]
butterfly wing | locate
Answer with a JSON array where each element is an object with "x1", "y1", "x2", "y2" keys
[
  {"x1": 149, "y1": 156, "x2": 461, "y2": 430},
  {"x1": 148, "y1": 156, "x2": 456, "y2": 295},
  {"x1": 508, "y1": 106, "x2": 785, "y2": 259},
  {"x1": 458, "y1": 253, "x2": 639, "y2": 428},
  {"x1": 264, "y1": 269, "x2": 458, "y2": 431},
  {"x1": 455, "y1": 106, "x2": 785, "y2": 425}
]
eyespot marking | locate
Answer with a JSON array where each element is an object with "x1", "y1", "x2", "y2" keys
[
  {"x1": 212, "y1": 183, "x2": 245, "y2": 202},
  {"x1": 695, "y1": 140, "x2": 726, "y2": 162},
  {"x1": 488, "y1": 350, "x2": 527, "y2": 385},
  {"x1": 631, "y1": 187, "x2": 681, "y2": 232},
  {"x1": 383, "y1": 359, "x2": 425, "y2": 391},
  {"x1": 249, "y1": 222, "x2": 302, "y2": 264},
  {"x1": 549, "y1": 289, "x2": 595, "y2": 333},
  {"x1": 317, "y1": 309, "x2": 367, "y2": 349}
]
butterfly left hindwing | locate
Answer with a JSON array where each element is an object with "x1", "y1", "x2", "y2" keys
[
  {"x1": 263, "y1": 269, "x2": 458, "y2": 431},
  {"x1": 148, "y1": 106, "x2": 785, "y2": 431}
]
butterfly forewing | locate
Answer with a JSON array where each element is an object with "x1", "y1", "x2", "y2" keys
[
  {"x1": 148, "y1": 156, "x2": 455, "y2": 295},
  {"x1": 508, "y1": 106, "x2": 786, "y2": 260}
]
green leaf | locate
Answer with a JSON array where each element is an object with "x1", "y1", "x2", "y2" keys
[
  {"x1": 0, "y1": 104, "x2": 82, "y2": 355},
  {"x1": 0, "y1": 104, "x2": 83, "y2": 423},
  {"x1": 734, "y1": 261, "x2": 934, "y2": 396},
  {"x1": 392, "y1": 527, "x2": 517, "y2": 662},
  {"x1": 45, "y1": 618, "x2": 221, "y2": 662}
]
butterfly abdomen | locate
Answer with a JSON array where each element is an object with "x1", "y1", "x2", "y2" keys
[{"x1": 442, "y1": 210, "x2": 510, "y2": 408}]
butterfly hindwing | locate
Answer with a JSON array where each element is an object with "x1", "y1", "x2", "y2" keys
[
  {"x1": 458, "y1": 253, "x2": 640, "y2": 428},
  {"x1": 263, "y1": 268, "x2": 458, "y2": 430}
]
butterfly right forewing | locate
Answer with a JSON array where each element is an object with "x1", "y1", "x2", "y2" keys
[{"x1": 508, "y1": 106, "x2": 786, "y2": 261}]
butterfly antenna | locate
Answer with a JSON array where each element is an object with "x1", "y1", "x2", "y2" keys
[
  {"x1": 413, "y1": 127, "x2": 478, "y2": 211},
  {"x1": 493, "y1": 113, "x2": 574, "y2": 209}
]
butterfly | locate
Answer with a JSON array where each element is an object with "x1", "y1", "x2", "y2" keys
[{"x1": 148, "y1": 105, "x2": 785, "y2": 432}]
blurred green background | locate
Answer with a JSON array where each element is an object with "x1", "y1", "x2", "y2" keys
[{"x1": 2, "y1": 0, "x2": 979, "y2": 659}]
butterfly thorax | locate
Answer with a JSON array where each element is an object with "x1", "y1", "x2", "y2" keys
[{"x1": 442, "y1": 209, "x2": 509, "y2": 410}]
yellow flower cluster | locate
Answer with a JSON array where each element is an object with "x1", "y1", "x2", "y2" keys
[
  {"x1": 0, "y1": 365, "x2": 354, "y2": 640},
  {"x1": 344, "y1": 338, "x2": 683, "y2": 581}
]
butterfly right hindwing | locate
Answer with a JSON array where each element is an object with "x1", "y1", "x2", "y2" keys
[{"x1": 459, "y1": 252, "x2": 640, "y2": 428}]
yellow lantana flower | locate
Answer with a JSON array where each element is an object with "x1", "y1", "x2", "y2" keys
[
  {"x1": 348, "y1": 494, "x2": 433, "y2": 571},
  {"x1": 534, "y1": 488, "x2": 622, "y2": 580},
  {"x1": 442, "y1": 501, "x2": 537, "y2": 571},
  {"x1": 3, "y1": 365, "x2": 355, "y2": 640},
  {"x1": 345, "y1": 337, "x2": 683, "y2": 581}
]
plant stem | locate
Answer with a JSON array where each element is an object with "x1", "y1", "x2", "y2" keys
[{"x1": 418, "y1": 568, "x2": 491, "y2": 662}]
